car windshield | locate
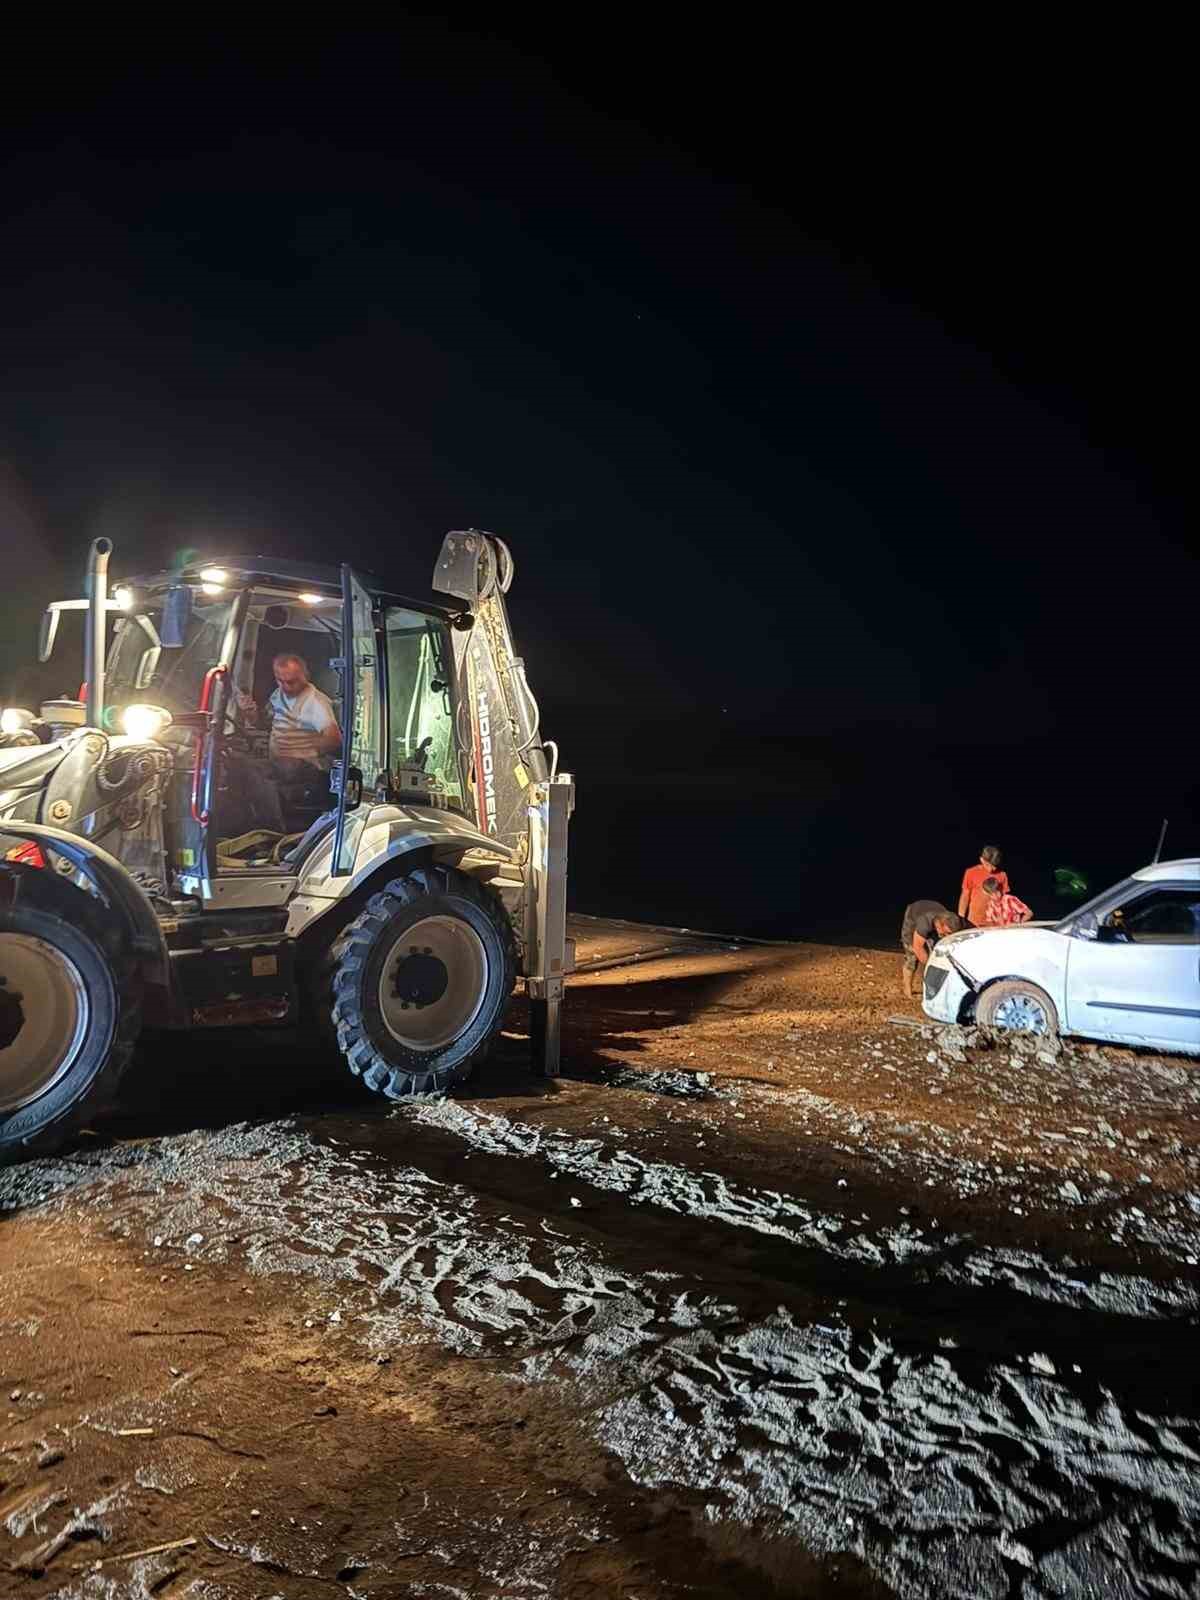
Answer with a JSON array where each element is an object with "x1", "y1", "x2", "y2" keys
[
  {"x1": 106, "y1": 593, "x2": 236, "y2": 720},
  {"x1": 1052, "y1": 873, "x2": 1134, "y2": 932}
]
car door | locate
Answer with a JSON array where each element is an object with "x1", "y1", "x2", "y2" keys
[
  {"x1": 331, "y1": 566, "x2": 383, "y2": 876},
  {"x1": 1064, "y1": 885, "x2": 1200, "y2": 1050}
]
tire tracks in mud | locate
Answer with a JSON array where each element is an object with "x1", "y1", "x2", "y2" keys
[
  {"x1": 5, "y1": 1114, "x2": 1200, "y2": 1600},
  {"x1": 334, "y1": 1104, "x2": 1200, "y2": 1401},
  {"x1": 362, "y1": 1103, "x2": 1200, "y2": 1600}
]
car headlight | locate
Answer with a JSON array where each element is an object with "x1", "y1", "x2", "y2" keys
[
  {"x1": 122, "y1": 703, "x2": 173, "y2": 741},
  {"x1": 1, "y1": 706, "x2": 36, "y2": 735}
]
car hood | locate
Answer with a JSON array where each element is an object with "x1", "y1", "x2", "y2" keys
[
  {"x1": 950, "y1": 921, "x2": 1057, "y2": 934},
  {"x1": 940, "y1": 922, "x2": 1055, "y2": 947},
  {"x1": 937, "y1": 922, "x2": 1067, "y2": 988}
]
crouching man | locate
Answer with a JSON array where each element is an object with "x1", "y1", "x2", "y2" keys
[{"x1": 900, "y1": 901, "x2": 967, "y2": 997}]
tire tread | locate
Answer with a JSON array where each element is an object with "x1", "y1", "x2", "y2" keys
[
  {"x1": 0, "y1": 887, "x2": 141, "y2": 1161},
  {"x1": 322, "y1": 867, "x2": 516, "y2": 1101}
]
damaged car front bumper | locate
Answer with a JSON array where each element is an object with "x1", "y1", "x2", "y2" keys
[{"x1": 922, "y1": 950, "x2": 974, "y2": 1023}]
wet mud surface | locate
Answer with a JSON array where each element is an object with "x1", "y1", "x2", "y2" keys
[{"x1": 2, "y1": 917, "x2": 1198, "y2": 1597}]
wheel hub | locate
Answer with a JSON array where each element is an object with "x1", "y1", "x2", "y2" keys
[
  {"x1": 389, "y1": 950, "x2": 450, "y2": 1010},
  {"x1": 992, "y1": 994, "x2": 1049, "y2": 1034},
  {"x1": 0, "y1": 934, "x2": 91, "y2": 1111},
  {"x1": 378, "y1": 915, "x2": 488, "y2": 1052}
]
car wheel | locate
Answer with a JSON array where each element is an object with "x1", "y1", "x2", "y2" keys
[{"x1": 976, "y1": 979, "x2": 1059, "y2": 1037}]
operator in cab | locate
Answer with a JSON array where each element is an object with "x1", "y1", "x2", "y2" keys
[
  {"x1": 223, "y1": 653, "x2": 342, "y2": 836},
  {"x1": 237, "y1": 653, "x2": 342, "y2": 778}
]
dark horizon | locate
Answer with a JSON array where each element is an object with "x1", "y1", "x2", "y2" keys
[{"x1": 2, "y1": 31, "x2": 1194, "y2": 934}]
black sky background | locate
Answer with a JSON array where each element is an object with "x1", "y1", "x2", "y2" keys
[{"x1": 1, "y1": 30, "x2": 1194, "y2": 937}]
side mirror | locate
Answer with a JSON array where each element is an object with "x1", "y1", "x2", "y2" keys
[
  {"x1": 38, "y1": 608, "x2": 60, "y2": 663},
  {"x1": 134, "y1": 645, "x2": 162, "y2": 691}
]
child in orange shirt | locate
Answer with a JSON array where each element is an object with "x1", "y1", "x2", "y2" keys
[{"x1": 959, "y1": 845, "x2": 1009, "y2": 926}]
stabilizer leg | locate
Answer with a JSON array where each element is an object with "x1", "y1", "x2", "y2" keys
[
  {"x1": 529, "y1": 980, "x2": 562, "y2": 1077},
  {"x1": 525, "y1": 772, "x2": 573, "y2": 1079}
]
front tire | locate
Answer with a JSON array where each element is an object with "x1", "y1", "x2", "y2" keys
[
  {"x1": 0, "y1": 897, "x2": 140, "y2": 1160},
  {"x1": 976, "y1": 978, "x2": 1059, "y2": 1037},
  {"x1": 328, "y1": 865, "x2": 516, "y2": 1099}
]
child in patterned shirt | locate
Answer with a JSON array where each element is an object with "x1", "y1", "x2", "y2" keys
[{"x1": 981, "y1": 876, "x2": 1033, "y2": 926}]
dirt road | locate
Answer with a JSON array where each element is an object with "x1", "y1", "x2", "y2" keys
[{"x1": 2, "y1": 918, "x2": 1198, "y2": 1599}]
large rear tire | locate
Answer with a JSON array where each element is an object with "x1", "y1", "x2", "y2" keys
[
  {"x1": 0, "y1": 896, "x2": 141, "y2": 1160},
  {"x1": 328, "y1": 865, "x2": 516, "y2": 1099}
]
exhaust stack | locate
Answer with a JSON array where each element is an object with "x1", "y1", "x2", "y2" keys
[{"x1": 84, "y1": 537, "x2": 112, "y2": 727}]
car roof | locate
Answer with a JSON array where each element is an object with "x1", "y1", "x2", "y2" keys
[{"x1": 1131, "y1": 858, "x2": 1200, "y2": 883}]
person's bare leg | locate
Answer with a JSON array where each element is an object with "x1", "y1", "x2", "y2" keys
[{"x1": 902, "y1": 961, "x2": 913, "y2": 997}]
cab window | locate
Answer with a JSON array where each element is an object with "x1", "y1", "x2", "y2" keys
[
  {"x1": 235, "y1": 594, "x2": 344, "y2": 722},
  {"x1": 385, "y1": 609, "x2": 463, "y2": 808},
  {"x1": 107, "y1": 595, "x2": 236, "y2": 721}
]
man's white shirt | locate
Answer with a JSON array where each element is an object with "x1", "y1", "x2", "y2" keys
[{"x1": 268, "y1": 683, "x2": 338, "y2": 768}]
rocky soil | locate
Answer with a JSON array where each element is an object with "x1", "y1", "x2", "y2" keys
[{"x1": 2, "y1": 916, "x2": 1197, "y2": 1598}]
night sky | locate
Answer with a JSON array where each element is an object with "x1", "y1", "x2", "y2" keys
[{"x1": 1, "y1": 32, "x2": 1193, "y2": 936}]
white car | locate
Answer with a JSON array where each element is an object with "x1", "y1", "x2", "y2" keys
[{"x1": 922, "y1": 858, "x2": 1200, "y2": 1054}]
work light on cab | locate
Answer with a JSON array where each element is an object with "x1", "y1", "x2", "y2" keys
[
  {"x1": 122, "y1": 703, "x2": 173, "y2": 740},
  {"x1": 1, "y1": 707, "x2": 36, "y2": 735}
]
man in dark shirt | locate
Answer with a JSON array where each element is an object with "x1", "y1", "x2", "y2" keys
[{"x1": 900, "y1": 900, "x2": 967, "y2": 996}]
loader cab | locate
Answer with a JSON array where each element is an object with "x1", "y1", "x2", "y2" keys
[{"x1": 98, "y1": 560, "x2": 471, "y2": 904}]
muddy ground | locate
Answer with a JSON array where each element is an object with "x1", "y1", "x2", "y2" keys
[{"x1": 1, "y1": 916, "x2": 1198, "y2": 1599}]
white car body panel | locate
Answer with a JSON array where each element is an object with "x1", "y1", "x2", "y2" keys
[
  {"x1": 1063, "y1": 939, "x2": 1199, "y2": 1051},
  {"x1": 922, "y1": 858, "x2": 1200, "y2": 1055}
]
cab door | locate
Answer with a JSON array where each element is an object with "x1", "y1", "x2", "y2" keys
[{"x1": 332, "y1": 566, "x2": 384, "y2": 876}]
